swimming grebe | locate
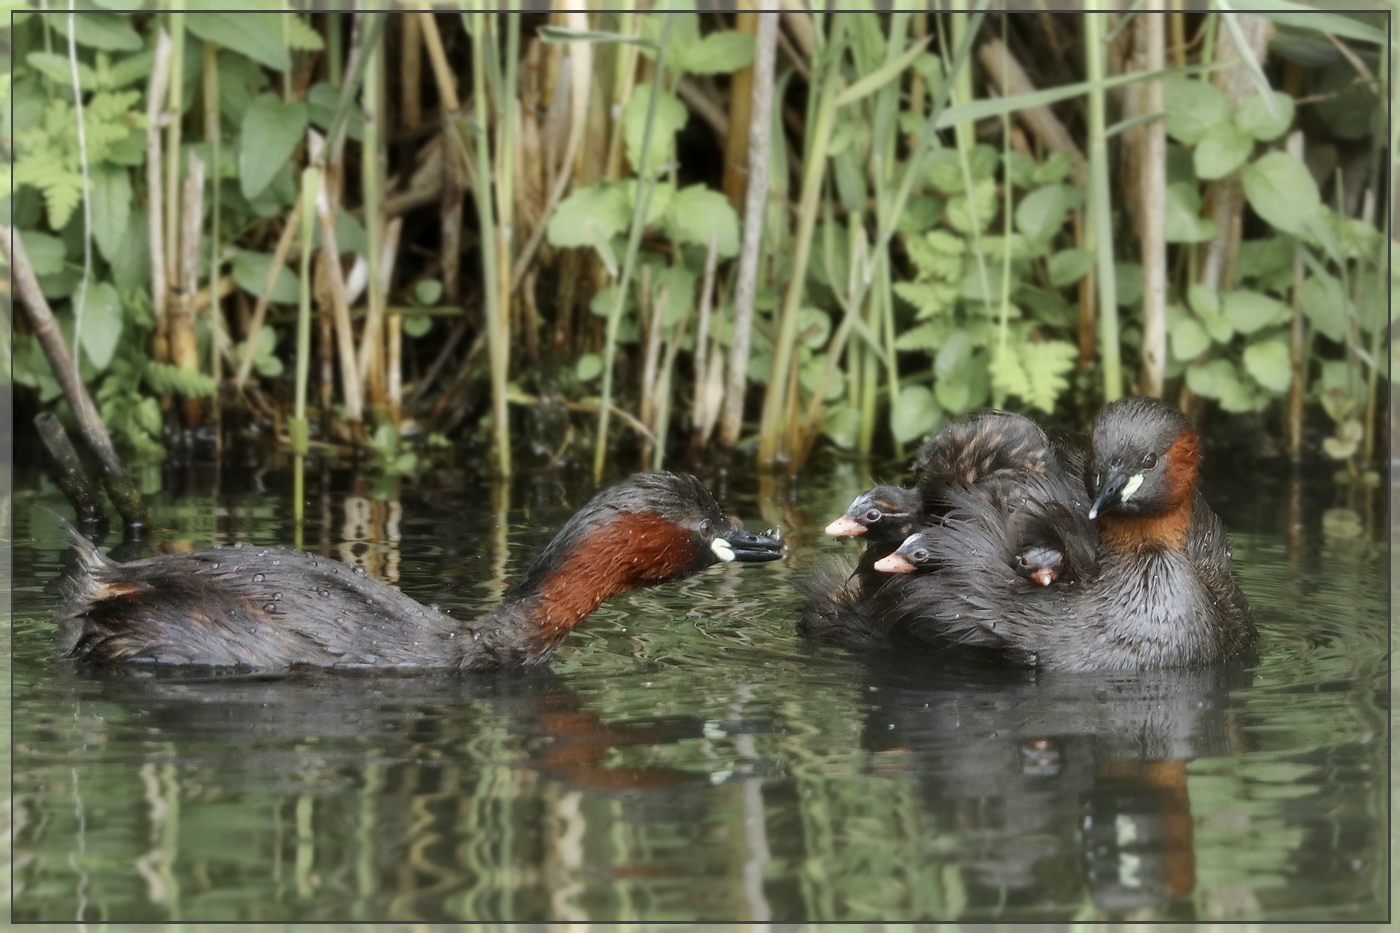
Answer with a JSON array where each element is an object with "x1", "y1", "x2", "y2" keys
[{"x1": 57, "y1": 472, "x2": 784, "y2": 670}]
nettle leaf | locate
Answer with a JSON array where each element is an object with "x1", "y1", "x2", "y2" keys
[
  {"x1": 1163, "y1": 76, "x2": 1229, "y2": 145},
  {"x1": 1222, "y1": 290, "x2": 1288, "y2": 334},
  {"x1": 239, "y1": 94, "x2": 308, "y2": 200},
  {"x1": 1168, "y1": 311, "x2": 1210, "y2": 361},
  {"x1": 823, "y1": 406, "x2": 861, "y2": 450},
  {"x1": 233, "y1": 251, "x2": 300, "y2": 304},
  {"x1": 1235, "y1": 92, "x2": 1295, "y2": 142},
  {"x1": 548, "y1": 185, "x2": 630, "y2": 249},
  {"x1": 672, "y1": 31, "x2": 754, "y2": 75},
  {"x1": 50, "y1": 11, "x2": 143, "y2": 52},
  {"x1": 20, "y1": 232, "x2": 68, "y2": 277},
  {"x1": 1186, "y1": 358, "x2": 1255, "y2": 412},
  {"x1": 935, "y1": 351, "x2": 990, "y2": 414},
  {"x1": 282, "y1": 14, "x2": 325, "y2": 52},
  {"x1": 661, "y1": 184, "x2": 739, "y2": 257},
  {"x1": 1242, "y1": 151, "x2": 1320, "y2": 238},
  {"x1": 1047, "y1": 248, "x2": 1092, "y2": 287},
  {"x1": 76, "y1": 282, "x2": 123, "y2": 370},
  {"x1": 90, "y1": 164, "x2": 132, "y2": 264},
  {"x1": 1014, "y1": 184, "x2": 1082, "y2": 241},
  {"x1": 27, "y1": 52, "x2": 98, "y2": 90},
  {"x1": 1164, "y1": 182, "x2": 1216, "y2": 243},
  {"x1": 891, "y1": 385, "x2": 941, "y2": 444},
  {"x1": 624, "y1": 84, "x2": 687, "y2": 177},
  {"x1": 1193, "y1": 122, "x2": 1253, "y2": 180},
  {"x1": 1297, "y1": 273, "x2": 1350, "y2": 343},
  {"x1": 1243, "y1": 336, "x2": 1292, "y2": 393},
  {"x1": 186, "y1": 12, "x2": 293, "y2": 72},
  {"x1": 1017, "y1": 339, "x2": 1077, "y2": 412}
]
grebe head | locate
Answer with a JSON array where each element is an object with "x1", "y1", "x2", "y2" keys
[
  {"x1": 1086, "y1": 397, "x2": 1200, "y2": 522},
  {"x1": 825, "y1": 485, "x2": 921, "y2": 538},
  {"x1": 514, "y1": 472, "x2": 783, "y2": 600}
]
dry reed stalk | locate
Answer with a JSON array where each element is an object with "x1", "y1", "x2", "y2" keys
[
  {"x1": 690, "y1": 234, "x2": 722, "y2": 448},
  {"x1": 173, "y1": 154, "x2": 205, "y2": 424},
  {"x1": 1134, "y1": 14, "x2": 1167, "y2": 398},
  {"x1": 315, "y1": 168, "x2": 365, "y2": 434},
  {"x1": 722, "y1": 10, "x2": 778, "y2": 450},
  {"x1": 144, "y1": 30, "x2": 173, "y2": 360},
  {"x1": 722, "y1": 10, "x2": 759, "y2": 208}
]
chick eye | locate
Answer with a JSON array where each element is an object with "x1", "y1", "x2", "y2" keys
[
  {"x1": 864, "y1": 509, "x2": 883, "y2": 523},
  {"x1": 912, "y1": 548, "x2": 930, "y2": 562},
  {"x1": 1141, "y1": 452, "x2": 1158, "y2": 470},
  {"x1": 699, "y1": 519, "x2": 713, "y2": 537}
]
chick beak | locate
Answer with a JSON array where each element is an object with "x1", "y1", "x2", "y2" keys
[
  {"x1": 825, "y1": 515, "x2": 867, "y2": 537},
  {"x1": 874, "y1": 553, "x2": 918, "y2": 574}
]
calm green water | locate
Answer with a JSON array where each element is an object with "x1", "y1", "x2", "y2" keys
[{"x1": 7, "y1": 455, "x2": 1389, "y2": 922}]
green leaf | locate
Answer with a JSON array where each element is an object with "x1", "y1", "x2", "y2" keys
[
  {"x1": 1186, "y1": 359, "x2": 1256, "y2": 412},
  {"x1": 413, "y1": 279, "x2": 443, "y2": 305},
  {"x1": 186, "y1": 13, "x2": 292, "y2": 72},
  {"x1": 233, "y1": 250, "x2": 299, "y2": 304},
  {"x1": 402, "y1": 312, "x2": 432, "y2": 338},
  {"x1": 935, "y1": 329, "x2": 973, "y2": 379},
  {"x1": 50, "y1": 11, "x2": 142, "y2": 51},
  {"x1": 89, "y1": 164, "x2": 131, "y2": 264},
  {"x1": 1188, "y1": 284, "x2": 1234, "y2": 343},
  {"x1": 1169, "y1": 313, "x2": 1210, "y2": 361},
  {"x1": 1015, "y1": 184, "x2": 1083, "y2": 241},
  {"x1": 893, "y1": 320, "x2": 948, "y2": 352},
  {"x1": 1017, "y1": 339, "x2": 1077, "y2": 412},
  {"x1": 891, "y1": 385, "x2": 941, "y2": 443},
  {"x1": 575, "y1": 352, "x2": 603, "y2": 382},
  {"x1": 935, "y1": 350, "x2": 990, "y2": 414},
  {"x1": 1164, "y1": 182, "x2": 1217, "y2": 243},
  {"x1": 1047, "y1": 248, "x2": 1092, "y2": 287},
  {"x1": 1193, "y1": 122, "x2": 1253, "y2": 180},
  {"x1": 1235, "y1": 91, "x2": 1295, "y2": 142},
  {"x1": 989, "y1": 343, "x2": 1031, "y2": 401},
  {"x1": 282, "y1": 14, "x2": 326, "y2": 52},
  {"x1": 76, "y1": 282, "x2": 123, "y2": 370},
  {"x1": 1242, "y1": 151, "x2": 1319, "y2": 238},
  {"x1": 1163, "y1": 76, "x2": 1229, "y2": 145},
  {"x1": 1222, "y1": 290, "x2": 1289, "y2": 334},
  {"x1": 1297, "y1": 273, "x2": 1349, "y2": 343},
  {"x1": 239, "y1": 94, "x2": 308, "y2": 200},
  {"x1": 1243, "y1": 336, "x2": 1292, "y2": 393},
  {"x1": 835, "y1": 35, "x2": 929, "y2": 108},
  {"x1": 26, "y1": 52, "x2": 98, "y2": 90},
  {"x1": 823, "y1": 406, "x2": 861, "y2": 450},
  {"x1": 624, "y1": 84, "x2": 686, "y2": 177},
  {"x1": 672, "y1": 31, "x2": 754, "y2": 76},
  {"x1": 307, "y1": 82, "x2": 363, "y2": 142},
  {"x1": 21, "y1": 232, "x2": 68, "y2": 277},
  {"x1": 1115, "y1": 262, "x2": 1144, "y2": 306},
  {"x1": 661, "y1": 184, "x2": 740, "y2": 257},
  {"x1": 548, "y1": 184, "x2": 630, "y2": 250}
]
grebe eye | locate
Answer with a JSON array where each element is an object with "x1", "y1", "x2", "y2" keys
[
  {"x1": 864, "y1": 509, "x2": 882, "y2": 523},
  {"x1": 698, "y1": 519, "x2": 713, "y2": 537},
  {"x1": 1141, "y1": 452, "x2": 1158, "y2": 470}
]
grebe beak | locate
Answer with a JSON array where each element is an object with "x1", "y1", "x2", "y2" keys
[
  {"x1": 713, "y1": 526, "x2": 784, "y2": 563},
  {"x1": 1088, "y1": 467, "x2": 1131, "y2": 520},
  {"x1": 825, "y1": 515, "x2": 867, "y2": 537}
]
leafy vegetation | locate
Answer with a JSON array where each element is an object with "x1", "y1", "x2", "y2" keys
[{"x1": 2, "y1": 7, "x2": 1388, "y2": 483}]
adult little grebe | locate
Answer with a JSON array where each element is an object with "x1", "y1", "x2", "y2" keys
[
  {"x1": 57, "y1": 472, "x2": 784, "y2": 670},
  {"x1": 806, "y1": 398, "x2": 1255, "y2": 670}
]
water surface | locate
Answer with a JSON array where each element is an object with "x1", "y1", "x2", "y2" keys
[{"x1": 8, "y1": 454, "x2": 1389, "y2": 922}]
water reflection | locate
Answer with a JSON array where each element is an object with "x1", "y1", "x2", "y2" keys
[{"x1": 8, "y1": 458, "x2": 1389, "y2": 922}]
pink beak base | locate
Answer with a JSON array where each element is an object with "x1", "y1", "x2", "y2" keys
[
  {"x1": 873, "y1": 553, "x2": 917, "y2": 574},
  {"x1": 825, "y1": 515, "x2": 868, "y2": 537}
]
